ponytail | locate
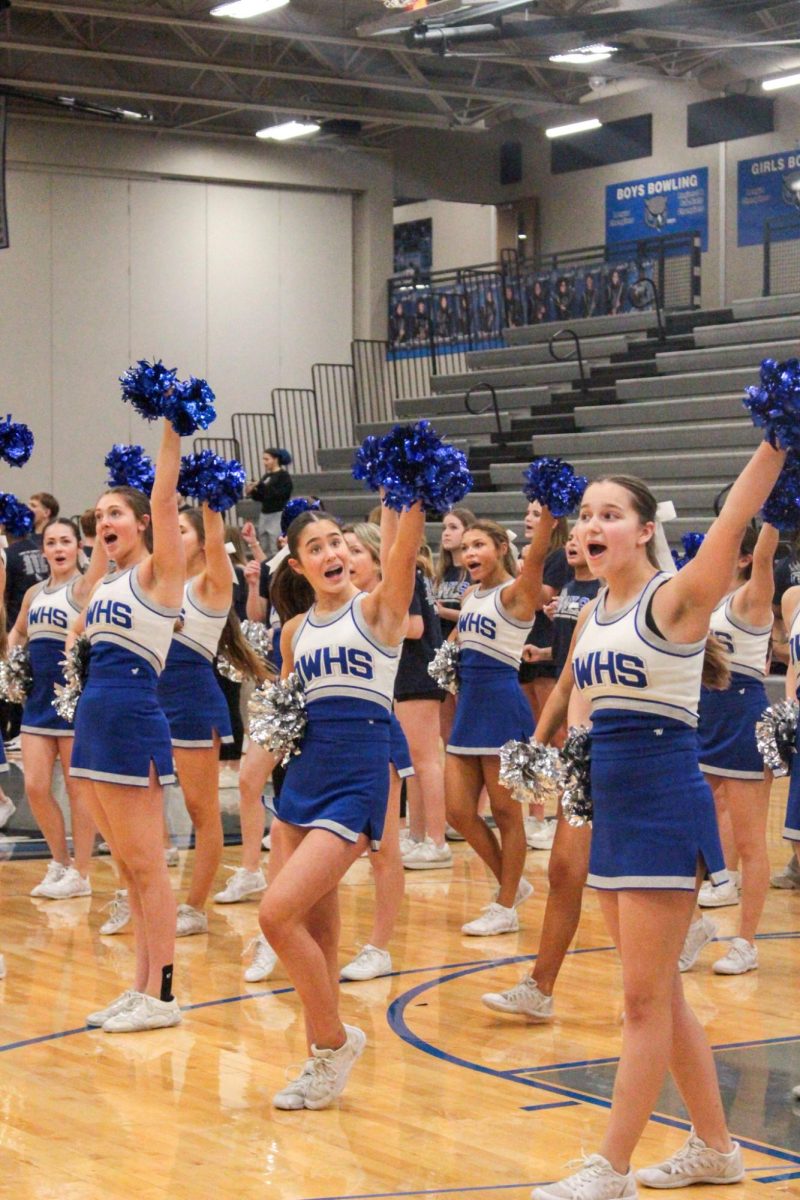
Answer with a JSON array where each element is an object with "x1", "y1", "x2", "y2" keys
[{"x1": 701, "y1": 634, "x2": 731, "y2": 691}]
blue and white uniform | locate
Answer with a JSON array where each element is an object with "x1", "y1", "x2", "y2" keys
[
  {"x1": 70, "y1": 565, "x2": 180, "y2": 787},
  {"x1": 273, "y1": 592, "x2": 400, "y2": 848},
  {"x1": 447, "y1": 583, "x2": 534, "y2": 755},
  {"x1": 573, "y1": 572, "x2": 727, "y2": 891},
  {"x1": 390, "y1": 712, "x2": 414, "y2": 779},
  {"x1": 697, "y1": 592, "x2": 771, "y2": 780},
  {"x1": 157, "y1": 579, "x2": 233, "y2": 749},
  {"x1": 783, "y1": 602, "x2": 800, "y2": 842},
  {"x1": 21, "y1": 578, "x2": 83, "y2": 736}
]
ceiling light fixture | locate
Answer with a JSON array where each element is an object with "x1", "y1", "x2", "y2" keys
[
  {"x1": 211, "y1": 0, "x2": 289, "y2": 19},
  {"x1": 549, "y1": 44, "x2": 617, "y2": 66},
  {"x1": 761, "y1": 71, "x2": 800, "y2": 92},
  {"x1": 545, "y1": 117, "x2": 602, "y2": 139},
  {"x1": 255, "y1": 119, "x2": 320, "y2": 141}
]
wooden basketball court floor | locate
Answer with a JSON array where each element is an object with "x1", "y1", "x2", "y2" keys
[{"x1": 2, "y1": 782, "x2": 800, "y2": 1200}]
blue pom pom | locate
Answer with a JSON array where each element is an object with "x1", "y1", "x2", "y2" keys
[
  {"x1": 164, "y1": 376, "x2": 217, "y2": 437},
  {"x1": 761, "y1": 452, "x2": 800, "y2": 531},
  {"x1": 743, "y1": 357, "x2": 800, "y2": 451},
  {"x1": 522, "y1": 456, "x2": 588, "y2": 518},
  {"x1": 671, "y1": 530, "x2": 705, "y2": 570},
  {"x1": 352, "y1": 420, "x2": 473, "y2": 513},
  {"x1": 178, "y1": 451, "x2": 245, "y2": 513},
  {"x1": 104, "y1": 444, "x2": 155, "y2": 496},
  {"x1": 0, "y1": 415, "x2": 34, "y2": 468},
  {"x1": 119, "y1": 359, "x2": 177, "y2": 423},
  {"x1": 281, "y1": 497, "x2": 322, "y2": 535},
  {"x1": 0, "y1": 493, "x2": 34, "y2": 537}
]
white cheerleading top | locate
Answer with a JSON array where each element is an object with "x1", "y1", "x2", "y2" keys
[
  {"x1": 173, "y1": 579, "x2": 228, "y2": 662},
  {"x1": 708, "y1": 591, "x2": 771, "y2": 680},
  {"x1": 456, "y1": 583, "x2": 532, "y2": 668},
  {"x1": 788, "y1": 603, "x2": 800, "y2": 693},
  {"x1": 85, "y1": 565, "x2": 180, "y2": 675},
  {"x1": 27, "y1": 578, "x2": 81, "y2": 644},
  {"x1": 572, "y1": 572, "x2": 706, "y2": 727},
  {"x1": 291, "y1": 592, "x2": 399, "y2": 713}
]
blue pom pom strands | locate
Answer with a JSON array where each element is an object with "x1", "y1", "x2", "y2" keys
[
  {"x1": 178, "y1": 451, "x2": 246, "y2": 513},
  {"x1": 119, "y1": 360, "x2": 216, "y2": 436},
  {"x1": 281, "y1": 497, "x2": 322, "y2": 536},
  {"x1": 743, "y1": 357, "x2": 800, "y2": 451},
  {"x1": 164, "y1": 376, "x2": 217, "y2": 437},
  {"x1": 352, "y1": 420, "x2": 473, "y2": 513},
  {"x1": 0, "y1": 493, "x2": 34, "y2": 537},
  {"x1": 761, "y1": 452, "x2": 800, "y2": 531},
  {"x1": 0, "y1": 415, "x2": 34, "y2": 468},
  {"x1": 671, "y1": 531, "x2": 705, "y2": 570},
  {"x1": 522, "y1": 456, "x2": 588, "y2": 518},
  {"x1": 104, "y1": 444, "x2": 156, "y2": 496}
]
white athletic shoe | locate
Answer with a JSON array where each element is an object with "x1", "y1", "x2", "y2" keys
[
  {"x1": 102, "y1": 992, "x2": 182, "y2": 1033},
  {"x1": 402, "y1": 839, "x2": 453, "y2": 870},
  {"x1": 0, "y1": 795, "x2": 15, "y2": 828},
  {"x1": 525, "y1": 817, "x2": 556, "y2": 851},
  {"x1": 176, "y1": 904, "x2": 208, "y2": 937},
  {"x1": 261, "y1": 833, "x2": 271, "y2": 851},
  {"x1": 495, "y1": 877, "x2": 534, "y2": 908},
  {"x1": 0, "y1": 954, "x2": 5, "y2": 979},
  {"x1": 164, "y1": 846, "x2": 180, "y2": 868},
  {"x1": 243, "y1": 934, "x2": 278, "y2": 983},
  {"x1": 712, "y1": 937, "x2": 758, "y2": 975},
  {"x1": 213, "y1": 866, "x2": 267, "y2": 904},
  {"x1": 30, "y1": 861, "x2": 68, "y2": 897},
  {"x1": 462, "y1": 902, "x2": 519, "y2": 936},
  {"x1": 533, "y1": 1154, "x2": 637, "y2": 1199},
  {"x1": 678, "y1": 915, "x2": 717, "y2": 972},
  {"x1": 770, "y1": 856, "x2": 800, "y2": 890},
  {"x1": 399, "y1": 829, "x2": 422, "y2": 854},
  {"x1": 304, "y1": 1025, "x2": 367, "y2": 1109},
  {"x1": 445, "y1": 823, "x2": 465, "y2": 841},
  {"x1": 481, "y1": 976, "x2": 553, "y2": 1021},
  {"x1": 99, "y1": 889, "x2": 130, "y2": 935},
  {"x1": 340, "y1": 944, "x2": 392, "y2": 981},
  {"x1": 272, "y1": 1060, "x2": 318, "y2": 1110},
  {"x1": 36, "y1": 865, "x2": 92, "y2": 900},
  {"x1": 635, "y1": 1130, "x2": 743, "y2": 1188},
  {"x1": 698, "y1": 875, "x2": 740, "y2": 908},
  {"x1": 87, "y1": 989, "x2": 139, "y2": 1027},
  {"x1": 3, "y1": 736, "x2": 20, "y2": 754}
]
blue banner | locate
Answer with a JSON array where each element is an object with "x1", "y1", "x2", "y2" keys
[
  {"x1": 737, "y1": 150, "x2": 800, "y2": 246},
  {"x1": 605, "y1": 168, "x2": 708, "y2": 251}
]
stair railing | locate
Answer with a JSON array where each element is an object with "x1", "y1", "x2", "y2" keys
[
  {"x1": 548, "y1": 328, "x2": 588, "y2": 398},
  {"x1": 464, "y1": 381, "x2": 506, "y2": 447},
  {"x1": 628, "y1": 276, "x2": 666, "y2": 343}
]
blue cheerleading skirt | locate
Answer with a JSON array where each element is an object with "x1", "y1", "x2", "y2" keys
[
  {"x1": 697, "y1": 673, "x2": 768, "y2": 781},
  {"x1": 271, "y1": 697, "x2": 391, "y2": 849},
  {"x1": 70, "y1": 644, "x2": 175, "y2": 788},
  {"x1": 157, "y1": 641, "x2": 233, "y2": 749},
  {"x1": 447, "y1": 650, "x2": 533, "y2": 756},
  {"x1": 587, "y1": 709, "x2": 728, "y2": 892},
  {"x1": 784, "y1": 699, "x2": 800, "y2": 842},
  {"x1": 21, "y1": 638, "x2": 73, "y2": 737},
  {"x1": 0, "y1": 738, "x2": 8, "y2": 774},
  {"x1": 390, "y1": 712, "x2": 414, "y2": 779}
]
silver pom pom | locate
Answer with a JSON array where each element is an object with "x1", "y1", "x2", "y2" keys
[
  {"x1": 52, "y1": 635, "x2": 91, "y2": 724},
  {"x1": 0, "y1": 645, "x2": 33, "y2": 704},
  {"x1": 560, "y1": 725, "x2": 593, "y2": 827},
  {"x1": 248, "y1": 671, "x2": 307, "y2": 765},
  {"x1": 215, "y1": 655, "x2": 243, "y2": 683},
  {"x1": 499, "y1": 738, "x2": 564, "y2": 806},
  {"x1": 756, "y1": 700, "x2": 799, "y2": 777},
  {"x1": 428, "y1": 641, "x2": 460, "y2": 694}
]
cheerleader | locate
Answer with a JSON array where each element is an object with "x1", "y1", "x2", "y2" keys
[
  {"x1": 157, "y1": 504, "x2": 263, "y2": 937},
  {"x1": 0, "y1": 552, "x2": 17, "y2": 830},
  {"x1": 70, "y1": 419, "x2": 185, "y2": 1034},
  {"x1": 445, "y1": 515, "x2": 553, "y2": 935},
  {"x1": 433, "y1": 507, "x2": 474, "y2": 749},
  {"x1": 9, "y1": 518, "x2": 104, "y2": 899},
  {"x1": 259, "y1": 502, "x2": 422, "y2": 1109},
  {"x1": 780, "y1": 573, "x2": 800, "y2": 874},
  {"x1": 532, "y1": 445, "x2": 784, "y2": 1200}
]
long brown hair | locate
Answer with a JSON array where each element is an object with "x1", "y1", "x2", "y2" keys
[
  {"x1": 465, "y1": 519, "x2": 517, "y2": 577},
  {"x1": 592, "y1": 475, "x2": 659, "y2": 567},
  {"x1": 102, "y1": 486, "x2": 153, "y2": 552},
  {"x1": 702, "y1": 635, "x2": 731, "y2": 691}
]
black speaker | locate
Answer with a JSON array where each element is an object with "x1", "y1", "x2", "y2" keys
[
  {"x1": 500, "y1": 141, "x2": 522, "y2": 186},
  {"x1": 687, "y1": 95, "x2": 774, "y2": 147}
]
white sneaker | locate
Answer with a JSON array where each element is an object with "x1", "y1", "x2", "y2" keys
[
  {"x1": 771, "y1": 856, "x2": 800, "y2": 890},
  {"x1": 213, "y1": 866, "x2": 267, "y2": 903},
  {"x1": 481, "y1": 976, "x2": 553, "y2": 1021},
  {"x1": 87, "y1": 989, "x2": 139, "y2": 1027},
  {"x1": 176, "y1": 904, "x2": 208, "y2": 937},
  {"x1": 102, "y1": 992, "x2": 182, "y2": 1033},
  {"x1": 445, "y1": 823, "x2": 465, "y2": 841},
  {"x1": 99, "y1": 889, "x2": 130, "y2": 935},
  {"x1": 402, "y1": 840, "x2": 453, "y2": 870},
  {"x1": 304, "y1": 1024, "x2": 367, "y2": 1109},
  {"x1": 0, "y1": 954, "x2": 5, "y2": 979},
  {"x1": 37, "y1": 865, "x2": 91, "y2": 899},
  {"x1": 243, "y1": 933, "x2": 278, "y2": 982},
  {"x1": 678, "y1": 915, "x2": 717, "y2": 972},
  {"x1": 218, "y1": 766, "x2": 240, "y2": 790},
  {"x1": 533, "y1": 1154, "x2": 636, "y2": 1199},
  {"x1": 164, "y1": 846, "x2": 180, "y2": 868},
  {"x1": 273, "y1": 1060, "x2": 317, "y2": 1110},
  {"x1": 399, "y1": 829, "x2": 422, "y2": 854},
  {"x1": 495, "y1": 877, "x2": 534, "y2": 908},
  {"x1": 462, "y1": 902, "x2": 519, "y2": 936},
  {"x1": 30, "y1": 861, "x2": 68, "y2": 897},
  {"x1": 261, "y1": 833, "x2": 271, "y2": 851},
  {"x1": 712, "y1": 937, "x2": 758, "y2": 975},
  {"x1": 3, "y1": 736, "x2": 20, "y2": 753},
  {"x1": 698, "y1": 876, "x2": 739, "y2": 908},
  {"x1": 525, "y1": 817, "x2": 556, "y2": 850},
  {"x1": 341, "y1": 944, "x2": 392, "y2": 981},
  {"x1": 635, "y1": 1130, "x2": 743, "y2": 1188},
  {"x1": 0, "y1": 795, "x2": 15, "y2": 828}
]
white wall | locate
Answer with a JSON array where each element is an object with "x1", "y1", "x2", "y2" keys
[{"x1": 393, "y1": 200, "x2": 496, "y2": 271}]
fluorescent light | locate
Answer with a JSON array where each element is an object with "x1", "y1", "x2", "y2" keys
[
  {"x1": 550, "y1": 44, "x2": 617, "y2": 65},
  {"x1": 211, "y1": 0, "x2": 289, "y2": 18},
  {"x1": 545, "y1": 117, "x2": 602, "y2": 139},
  {"x1": 256, "y1": 119, "x2": 320, "y2": 141},
  {"x1": 762, "y1": 71, "x2": 800, "y2": 92}
]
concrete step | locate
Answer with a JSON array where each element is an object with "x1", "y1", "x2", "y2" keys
[
  {"x1": 616, "y1": 366, "x2": 758, "y2": 401},
  {"x1": 732, "y1": 293, "x2": 800, "y2": 321},
  {"x1": 505, "y1": 310, "x2": 657, "y2": 345},
  {"x1": 491, "y1": 447, "x2": 750, "y2": 485},
  {"x1": 467, "y1": 333, "x2": 629, "y2": 369},
  {"x1": 292, "y1": 468, "x2": 358, "y2": 494},
  {"x1": 694, "y1": 315, "x2": 800, "y2": 348},
  {"x1": 530, "y1": 419, "x2": 760, "y2": 458},
  {"x1": 665, "y1": 307, "x2": 732, "y2": 334},
  {"x1": 574, "y1": 393, "x2": 745, "y2": 430},
  {"x1": 430, "y1": 360, "x2": 584, "y2": 393},
  {"x1": 394, "y1": 385, "x2": 551, "y2": 419},
  {"x1": 656, "y1": 338, "x2": 798, "y2": 375},
  {"x1": 354, "y1": 411, "x2": 512, "y2": 441}
]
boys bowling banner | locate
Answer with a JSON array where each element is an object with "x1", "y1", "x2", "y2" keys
[
  {"x1": 737, "y1": 149, "x2": 800, "y2": 246},
  {"x1": 605, "y1": 167, "x2": 708, "y2": 250}
]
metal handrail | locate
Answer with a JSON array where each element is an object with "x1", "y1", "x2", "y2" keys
[
  {"x1": 548, "y1": 328, "x2": 588, "y2": 397},
  {"x1": 628, "y1": 276, "x2": 666, "y2": 343},
  {"x1": 465, "y1": 381, "x2": 506, "y2": 446}
]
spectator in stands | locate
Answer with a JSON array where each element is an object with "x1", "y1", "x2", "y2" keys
[
  {"x1": 3, "y1": 522, "x2": 48, "y2": 749},
  {"x1": 28, "y1": 492, "x2": 59, "y2": 543},
  {"x1": 246, "y1": 449, "x2": 293, "y2": 554},
  {"x1": 79, "y1": 509, "x2": 96, "y2": 558}
]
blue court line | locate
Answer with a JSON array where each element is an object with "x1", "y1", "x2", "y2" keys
[
  {"x1": 520, "y1": 1100, "x2": 579, "y2": 1113},
  {"x1": 756, "y1": 1169, "x2": 800, "y2": 1183},
  {"x1": 301, "y1": 1183, "x2": 546, "y2": 1200}
]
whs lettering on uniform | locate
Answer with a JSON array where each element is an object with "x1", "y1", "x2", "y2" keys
[
  {"x1": 573, "y1": 650, "x2": 648, "y2": 688},
  {"x1": 86, "y1": 599, "x2": 133, "y2": 630},
  {"x1": 458, "y1": 612, "x2": 496, "y2": 640},
  {"x1": 296, "y1": 646, "x2": 374, "y2": 683},
  {"x1": 791, "y1": 633, "x2": 800, "y2": 664},
  {"x1": 28, "y1": 607, "x2": 68, "y2": 629}
]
